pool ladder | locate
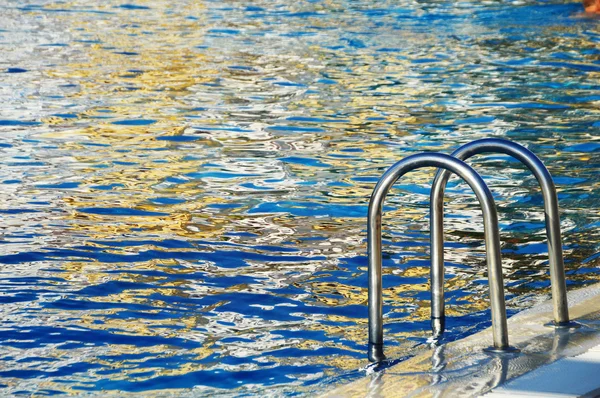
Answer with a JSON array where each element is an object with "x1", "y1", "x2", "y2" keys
[{"x1": 367, "y1": 138, "x2": 577, "y2": 363}]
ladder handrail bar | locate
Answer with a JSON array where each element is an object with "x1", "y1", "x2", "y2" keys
[
  {"x1": 429, "y1": 138, "x2": 569, "y2": 331},
  {"x1": 368, "y1": 153, "x2": 509, "y2": 362}
]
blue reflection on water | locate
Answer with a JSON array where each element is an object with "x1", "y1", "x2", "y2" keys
[{"x1": 0, "y1": 0, "x2": 599, "y2": 395}]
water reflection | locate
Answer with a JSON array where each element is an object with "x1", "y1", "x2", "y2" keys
[{"x1": 0, "y1": 0, "x2": 598, "y2": 395}]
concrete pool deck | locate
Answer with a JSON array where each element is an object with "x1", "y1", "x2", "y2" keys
[
  {"x1": 326, "y1": 281, "x2": 600, "y2": 397},
  {"x1": 483, "y1": 342, "x2": 600, "y2": 397}
]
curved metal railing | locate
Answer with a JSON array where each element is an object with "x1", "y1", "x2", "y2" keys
[
  {"x1": 367, "y1": 152, "x2": 511, "y2": 362},
  {"x1": 429, "y1": 138, "x2": 570, "y2": 333}
]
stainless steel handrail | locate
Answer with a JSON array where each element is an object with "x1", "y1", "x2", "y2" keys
[
  {"x1": 368, "y1": 153, "x2": 510, "y2": 362},
  {"x1": 429, "y1": 138, "x2": 569, "y2": 333}
]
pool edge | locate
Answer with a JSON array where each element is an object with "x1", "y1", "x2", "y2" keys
[{"x1": 324, "y1": 281, "x2": 600, "y2": 397}]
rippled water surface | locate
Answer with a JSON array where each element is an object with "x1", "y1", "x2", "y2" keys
[{"x1": 1, "y1": 0, "x2": 599, "y2": 395}]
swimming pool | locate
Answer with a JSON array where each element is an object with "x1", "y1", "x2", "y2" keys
[{"x1": 0, "y1": 0, "x2": 599, "y2": 395}]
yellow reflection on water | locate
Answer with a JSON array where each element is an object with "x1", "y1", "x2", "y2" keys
[{"x1": 2, "y1": 0, "x2": 598, "y2": 395}]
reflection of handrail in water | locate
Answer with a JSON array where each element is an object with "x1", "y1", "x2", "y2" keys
[
  {"x1": 367, "y1": 153, "x2": 511, "y2": 362},
  {"x1": 429, "y1": 138, "x2": 570, "y2": 333},
  {"x1": 428, "y1": 327, "x2": 577, "y2": 396}
]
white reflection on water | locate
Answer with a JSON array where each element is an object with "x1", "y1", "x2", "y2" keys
[{"x1": 0, "y1": 0, "x2": 598, "y2": 395}]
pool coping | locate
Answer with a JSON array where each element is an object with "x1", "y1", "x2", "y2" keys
[{"x1": 325, "y1": 281, "x2": 600, "y2": 397}]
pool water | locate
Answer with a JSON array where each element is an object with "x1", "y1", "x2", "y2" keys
[{"x1": 0, "y1": 0, "x2": 599, "y2": 395}]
